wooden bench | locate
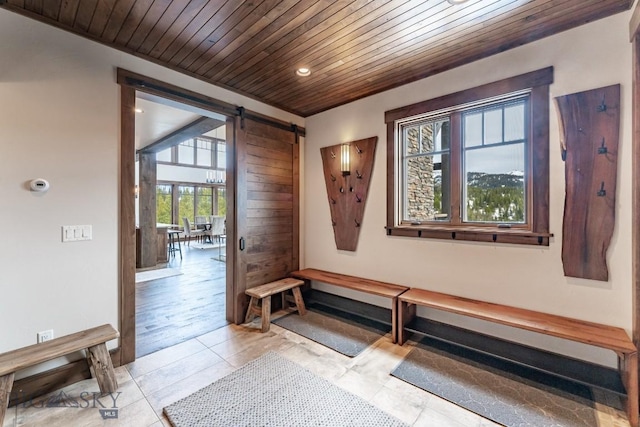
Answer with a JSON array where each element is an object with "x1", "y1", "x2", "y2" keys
[
  {"x1": 398, "y1": 289, "x2": 638, "y2": 427},
  {"x1": 0, "y1": 324, "x2": 119, "y2": 425},
  {"x1": 245, "y1": 278, "x2": 307, "y2": 332},
  {"x1": 290, "y1": 268, "x2": 410, "y2": 343}
]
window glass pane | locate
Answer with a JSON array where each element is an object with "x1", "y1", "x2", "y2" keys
[
  {"x1": 483, "y1": 107, "x2": 503, "y2": 145},
  {"x1": 196, "y1": 187, "x2": 213, "y2": 217},
  {"x1": 178, "y1": 140, "x2": 194, "y2": 165},
  {"x1": 463, "y1": 143, "x2": 525, "y2": 223},
  {"x1": 464, "y1": 112, "x2": 482, "y2": 147},
  {"x1": 217, "y1": 187, "x2": 226, "y2": 216},
  {"x1": 156, "y1": 185, "x2": 172, "y2": 224},
  {"x1": 196, "y1": 139, "x2": 212, "y2": 167},
  {"x1": 178, "y1": 186, "x2": 195, "y2": 223},
  {"x1": 504, "y1": 101, "x2": 525, "y2": 142},
  {"x1": 402, "y1": 118, "x2": 450, "y2": 222},
  {"x1": 217, "y1": 142, "x2": 226, "y2": 169},
  {"x1": 405, "y1": 127, "x2": 420, "y2": 156},
  {"x1": 157, "y1": 148, "x2": 171, "y2": 162}
]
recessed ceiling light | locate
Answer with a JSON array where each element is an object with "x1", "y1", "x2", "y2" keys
[
  {"x1": 296, "y1": 67, "x2": 311, "y2": 77},
  {"x1": 447, "y1": 0, "x2": 469, "y2": 4},
  {"x1": 134, "y1": 108, "x2": 144, "y2": 113}
]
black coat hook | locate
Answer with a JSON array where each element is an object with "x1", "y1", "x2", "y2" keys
[
  {"x1": 355, "y1": 194, "x2": 362, "y2": 203},
  {"x1": 330, "y1": 197, "x2": 336, "y2": 205},
  {"x1": 598, "y1": 137, "x2": 607, "y2": 154},
  {"x1": 330, "y1": 150, "x2": 336, "y2": 159},
  {"x1": 355, "y1": 144, "x2": 362, "y2": 154},
  {"x1": 356, "y1": 170, "x2": 363, "y2": 179},
  {"x1": 354, "y1": 219, "x2": 360, "y2": 227},
  {"x1": 597, "y1": 96, "x2": 607, "y2": 112},
  {"x1": 330, "y1": 174, "x2": 336, "y2": 182},
  {"x1": 331, "y1": 220, "x2": 336, "y2": 226},
  {"x1": 597, "y1": 182, "x2": 606, "y2": 197},
  {"x1": 339, "y1": 186, "x2": 344, "y2": 193}
]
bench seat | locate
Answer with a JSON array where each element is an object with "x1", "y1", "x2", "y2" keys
[
  {"x1": 0, "y1": 324, "x2": 119, "y2": 425},
  {"x1": 398, "y1": 288, "x2": 638, "y2": 427},
  {"x1": 290, "y1": 268, "x2": 409, "y2": 343}
]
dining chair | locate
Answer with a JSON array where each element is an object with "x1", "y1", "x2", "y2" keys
[
  {"x1": 204, "y1": 216, "x2": 225, "y2": 244},
  {"x1": 182, "y1": 217, "x2": 205, "y2": 245}
]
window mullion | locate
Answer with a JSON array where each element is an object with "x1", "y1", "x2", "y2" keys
[{"x1": 450, "y1": 112, "x2": 462, "y2": 225}]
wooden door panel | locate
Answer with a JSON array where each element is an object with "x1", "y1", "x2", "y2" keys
[{"x1": 232, "y1": 117, "x2": 299, "y2": 323}]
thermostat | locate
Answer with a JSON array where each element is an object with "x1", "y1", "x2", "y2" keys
[{"x1": 30, "y1": 178, "x2": 50, "y2": 192}]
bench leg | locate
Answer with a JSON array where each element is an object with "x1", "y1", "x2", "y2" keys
[
  {"x1": 245, "y1": 297, "x2": 259, "y2": 323},
  {"x1": 0, "y1": 373, "x2": 14, "y2": 427},
  {"x1": 261, "y1": 296, "x2": 271, "y2": 333},
  {"x1": 87, "y1": 343, "x2": 118, "y2": 394},
  {"x1": 621, "y1": 351, "x2": 639, "y2": 427},
  {"x1": 391, "y1": 297, "x2": 398, "y2": 344},
  {"x1": 292, "y1": 287, "x2": 307, "y2": 316},
  {"x1": 397, "y1": 300, "x2": 416, "y2": 346}
]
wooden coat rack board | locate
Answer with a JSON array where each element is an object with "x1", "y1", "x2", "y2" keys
[
  {"x1": 320, "y1": 137, "x2": 377, "y2": 251},
  {"x1": 555, "y1": 84, "x2": 620, "y2": 281}
]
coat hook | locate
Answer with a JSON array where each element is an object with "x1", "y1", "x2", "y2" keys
[
  {"x1": 597, "y1": 182, "x2": 606, "y2": 197},
  {"x1": 355, "y1": 144, "x2": 362, "y2": 154},
  {"x1": 596, "y1": 96, "x2": 607, "y2": 112},
  {"x1": 598, "y1": 137, "x2": 607, "y2": 154},
  {"x1": 356, "y1": 170, "x2": 363, "y2": 179},
  {"x1": 339, "y1": 186, "x2": 344, "y2": 193},
  {"x1": 330, "y1": 150, "x2": 336, "y2": 159},
  {"x1": 330, "y1": 174, "x2": 336, "y2": 182},
  {"x1": 330, "y1": 197, "x2": 336, "y2": 205},
  {"x1": 561, "y1": 149, "x2": 567, "y2": 161},
  {"x1": 349, "y1": 187, "x2": 354, "y2": 192},
  {"x1": 354, "y1": 219, "x2": 360, "y2": 227},
  {"x1": 331, "y1": 220, "x2": 336, "y2": 226},
  {"x1": 355, "y1": 194, "x2": 362, "y2": 203}
]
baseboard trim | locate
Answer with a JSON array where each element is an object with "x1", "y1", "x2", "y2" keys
[{"x1": 8, "y1": 348, "x2": 121, "y2": 407}]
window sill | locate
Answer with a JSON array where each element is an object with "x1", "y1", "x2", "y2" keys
[{"x1": 386, "y1": 225, "x2": 552, "y2": 246}]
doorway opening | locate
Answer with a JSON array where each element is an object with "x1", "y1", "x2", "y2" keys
[{"x1": 133, "y1": 92, "x2": 230, "y2": 358}]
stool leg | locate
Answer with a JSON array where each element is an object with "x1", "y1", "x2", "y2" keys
[
  {"x1": 176, "y1": 234, "x2": 182, "y2": 259},
  {"x1": 292, "y1": 287, "x2": 307, "y2": 316},
  {"x1": 261, "y1": 296, "x2": 271, "y2": 332},
  {"x1": 0, "y1": 373, "x2": 15, "y2": 426}
]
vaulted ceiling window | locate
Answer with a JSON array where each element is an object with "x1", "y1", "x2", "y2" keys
[{"x1": 386, "y1": 68, "x2": 553, "y2": 245}]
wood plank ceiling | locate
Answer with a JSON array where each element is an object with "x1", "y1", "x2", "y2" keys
[{"x1": 1, "y1": 0, "x2": 632, "y2": 117}]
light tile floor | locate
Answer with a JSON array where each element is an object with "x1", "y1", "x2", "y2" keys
[{"x1": 2, "y1": 310, "x2": 632, "y2": 427}]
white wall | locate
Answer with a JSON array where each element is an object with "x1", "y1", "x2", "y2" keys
[
  {"x1": 0, "y1": 8, "x2": 303, "y2": 371},
  {"x1": 304, "y1": 10, "x2": 634, "y2": 367}
]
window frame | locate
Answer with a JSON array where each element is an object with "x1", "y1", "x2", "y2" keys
[{"x1": 385, "y1": 67, "x2": 553, "y2": 246}]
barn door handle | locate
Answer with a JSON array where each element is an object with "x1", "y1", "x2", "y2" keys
[{"x1": 239, "y1": 237, "x2": 245, "y2": 251}]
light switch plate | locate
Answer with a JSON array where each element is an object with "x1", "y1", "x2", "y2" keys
[{"x1": 62, "y1": 225, "x2": 92, "y2": 242}]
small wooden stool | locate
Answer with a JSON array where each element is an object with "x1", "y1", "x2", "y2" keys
[{"x1": 245, "y1": 278, "x2": 306, "y2": 332}]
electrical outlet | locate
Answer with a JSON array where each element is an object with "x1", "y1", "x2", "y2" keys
[{"x1": 37, "y1": 330, "x2": 54, "y2": 343}]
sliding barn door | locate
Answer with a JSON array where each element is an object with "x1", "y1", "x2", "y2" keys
[{"x1": 229, "y1": 117, "x2": 299, "y2": 324}]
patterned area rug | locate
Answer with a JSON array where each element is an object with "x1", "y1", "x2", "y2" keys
[
  {"x1": 392, "y1": 336, "x2": 598, "y2": 427},
  {"x1": 272, "y1": 305, "x2": 390, "y2": 357},
  {"x1": 135, "y1": 268, "x2": 182, "y2": 283},
  {"x1": 163, "y1": 352, "x2": 407, "y2": 427}
]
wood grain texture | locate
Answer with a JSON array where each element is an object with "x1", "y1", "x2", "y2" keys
[
  {"x1": 320, "y1": 137, "x2": 377, "y2": 251},
  {"x1": 0, "y1": 325, "x2": 119, "y2": 376},
  {"x1": 398, "y1": 288, "x2": 634, "y2": 352},
  {"x1": 245, "y1": 278, "x2": 304, "y2": 299},
  {"x1": 0, "y1": 373, "x2": 14, "y2": 426},
  {"x1": 234, "y1": 117, "x2": 298, "y2": 323},
  {"x1": 290, "y1": 268, "x2": 408, "y2": 299},
  {"x1": 555, "y1": 85, "x2": 620, "y2": 281},
  {"x1": 86, "y1": 343, "x2": 118, "y2": 393},
  {"x1": 119, "y1": 83, "x2": 137, "y2": 365},
  {"x1": 1, "y1": 0, "x2": 631, "y2": 116},
  {"x1": 634, "y1": 33, "x2": 640, "y2": 423}
]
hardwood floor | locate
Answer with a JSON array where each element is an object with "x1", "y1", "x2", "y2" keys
[{"x1": 135, "y1": 243, "x2": 228, "y2": 358}]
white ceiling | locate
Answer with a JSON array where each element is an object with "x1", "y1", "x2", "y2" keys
[{"x1": 134, "y1": 92, "x2": 227, "y2": 151}]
